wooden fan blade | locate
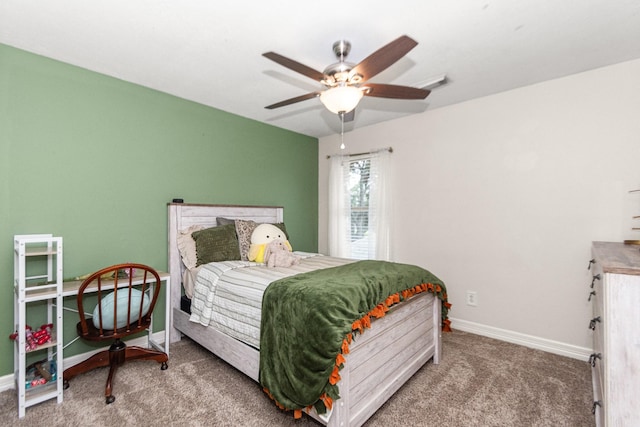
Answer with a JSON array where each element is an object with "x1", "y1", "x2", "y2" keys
[
  {"x1": 263, "y1": 52, "x2": 326, "y2": 82},
  {"x1": 352, "y1": 35, "x2": 418, "y2": 82},
  {"x1": 362, "y1": 83, "x2": 430, "y2": 99},
  {"x1": 265, "y1": 92, "x2": 321, "y2": 109}
]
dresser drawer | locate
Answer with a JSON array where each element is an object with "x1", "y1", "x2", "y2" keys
[
  {"x1": 591, "y1": 359, "x2": 604, "y2": 427},
  {"x1": 591, "y1": 270, "x2": 603, "y2": 321},
  {"x1": 589, "y1": 260, "x2": 604, "y2": 355}
]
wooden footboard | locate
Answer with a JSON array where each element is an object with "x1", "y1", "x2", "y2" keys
[
  {"x1": 173, "y1": 291, "x2": 440, "y2": 427},
  {"x1": 311, "y1": 291, "x2": 440, "y2": 427}
]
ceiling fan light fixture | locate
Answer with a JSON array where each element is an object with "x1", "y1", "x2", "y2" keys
[{"x1": 319, "y1": 86, "x2": 363, "y2": 114}]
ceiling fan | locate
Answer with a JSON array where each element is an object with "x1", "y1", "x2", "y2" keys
[{"x1": 262, "y1": 35, "x2": 430, "y2": 121}]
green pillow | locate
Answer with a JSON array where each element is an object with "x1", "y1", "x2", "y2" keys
[{"x1": 192, "y1": 224, "x2": 241, "y2": 266}]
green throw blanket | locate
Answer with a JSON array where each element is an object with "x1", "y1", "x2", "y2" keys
[{"x1": 259, "y1": 260, "x2": 448, "y2": 415}]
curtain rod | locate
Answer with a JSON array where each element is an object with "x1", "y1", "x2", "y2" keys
[{"x1": 326, "y1": 146, "x2": 393, "y2": 159}]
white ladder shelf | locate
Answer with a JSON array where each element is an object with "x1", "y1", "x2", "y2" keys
[{"x1": 13, "y1": 234, "x2": 64, "y2": 418}]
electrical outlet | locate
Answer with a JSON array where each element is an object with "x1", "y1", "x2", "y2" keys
[{"x1": 466, "y1": 291, "x2": 478, "y2": 306}]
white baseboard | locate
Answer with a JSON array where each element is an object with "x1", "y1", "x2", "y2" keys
[
  {"x1": 450, "y1": 317, "x2": 592, "y2": 361},
  {"x1": 0, "y1": 331, "x2": 166, "y2": 394},
  {"x1": 2, "y1": 324, "x2": 590, "y2": 394}
]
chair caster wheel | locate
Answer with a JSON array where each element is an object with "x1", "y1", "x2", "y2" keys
[
  {"x1": 161, "y1": 362, "x2": 168, "y2": 370},
  {"x1": 63, "y1": 380, "x2": 69, "y2": 390},
  {"x1": 106, "y1": 395, "x2": 115, "y2": 404}
]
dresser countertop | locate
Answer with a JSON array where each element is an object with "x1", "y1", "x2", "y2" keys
[{"x1": 592, "y1": 241, "x2": 640, "y2": 276}]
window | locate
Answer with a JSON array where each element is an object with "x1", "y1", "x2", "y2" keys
[
  {"x1": 328, "y1": 149, "x2": 391, "y2": 260},
  {"x1": 348, "y1": 158, "x2": 372, "y2": 259}
]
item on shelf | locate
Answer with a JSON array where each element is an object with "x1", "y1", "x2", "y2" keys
[
  {"x1": 8, "y1": 324, "x2": 53, "y2": 351},
  {"x1": 74, "y1": 268, "x2": 132, "y2": 281},
  {"x1": 25, "y1": 359, "x2": 57, "y2": 389}
]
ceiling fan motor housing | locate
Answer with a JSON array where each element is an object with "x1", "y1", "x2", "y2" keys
[{"x1": 323, "y1": 40, "x2": 364, "y2": 86}]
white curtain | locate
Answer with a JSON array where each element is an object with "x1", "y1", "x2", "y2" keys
[
  {"x1": 368, "y1": 149, "x2": 392, "y2": 260},
  {"x1": 328, "y1": 149, "x2": 392, "y2": 260},
  {"x1": 328, "y1": 154, "x2": 351, "y2": 258}
]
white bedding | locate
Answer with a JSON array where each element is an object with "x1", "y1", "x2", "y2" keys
[{"x1": 189, "y1": 252, "x2": 354, "y2": 348}]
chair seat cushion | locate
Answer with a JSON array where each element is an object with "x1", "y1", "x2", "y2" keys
[{"x1": 93, "y1": 289, "x2": 151, "y2": 330}]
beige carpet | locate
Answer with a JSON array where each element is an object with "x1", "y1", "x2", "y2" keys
[{"x1": 1, "y1": 330, "x2": 595, "y2": 426}]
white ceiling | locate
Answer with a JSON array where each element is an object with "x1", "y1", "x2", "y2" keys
[{"x1": 2, "y1": 0, "x2": 640, "y2": 138}]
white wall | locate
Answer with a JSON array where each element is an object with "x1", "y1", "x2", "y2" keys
[{"x1": 318, "y1": 58, "x2": 640, "y2": 353}]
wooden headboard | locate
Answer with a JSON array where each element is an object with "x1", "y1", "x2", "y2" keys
[{"x1": 167, "y1": 203, "x2": 284, "y2": 342}]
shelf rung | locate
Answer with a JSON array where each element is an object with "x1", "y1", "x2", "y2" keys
[
  {"x1": 25, "y1": 338, "x2": 58, "y2": 354},
  {"x1": 23, "y1": 248, "x2": 59, "y2": 256},
  {"x1": 25, "y1": 284, "x2": 58, "y2": 292},
  {"x1": 24, "y1": 385, "x2": 59, "y2": 407},
  {"x1": 25, "y1": 275, "x2": 49, "y2": 281}
]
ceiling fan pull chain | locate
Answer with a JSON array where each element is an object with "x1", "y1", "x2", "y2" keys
[{"x1": 340, "y1": 112, "x2": 345, "y2": 150}]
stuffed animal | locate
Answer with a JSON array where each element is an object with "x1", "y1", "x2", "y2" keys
[
  {"x1": 264, "y1": 239, "x2": 300, "y2": 268},
  {"x1": 248, "y1": 223, "x2": 291, "y2": 263}
]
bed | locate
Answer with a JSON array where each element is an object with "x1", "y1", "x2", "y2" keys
[{"x1": 168, "y1": 203, "x2": 449, "y2": 427}]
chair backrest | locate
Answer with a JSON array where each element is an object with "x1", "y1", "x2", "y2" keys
[{"x1": 76, "y1": 263, "x2": 162, "y2": 342}]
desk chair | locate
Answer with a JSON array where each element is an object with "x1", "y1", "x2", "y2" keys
[{"x1": 63, "y1": 263, "x2": 168, "y2": 403}]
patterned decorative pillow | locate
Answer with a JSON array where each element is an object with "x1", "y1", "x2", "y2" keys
[
  {"x1": 191, "y1": 224, "x2": 241, "y2": 266},
  {"x1": 235, "y1": 219, "x2": 258, "y2": 261}
]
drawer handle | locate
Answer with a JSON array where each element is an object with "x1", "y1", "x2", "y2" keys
[
  {"x1": 588, "y1": 291, "x2": 596, "y2": 301},
  {"x1": 588, "y1": 352, "x2": 601, "y2": 367},
  {"x1": 588, "y1": 259, "x2": 595, "y2": 270},
  {"x1": 589, "y1": 316, "x2": 601, "y2": 330},
  {"x1": 592, "y1": 400, "x2": 601, "y2": 414},
  {"x1": 590, "y1": 274, "x2": 601, "y2": 289}
]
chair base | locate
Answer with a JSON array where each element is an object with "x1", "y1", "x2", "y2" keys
[{"x1": 63, "y1": 338, "x2": 168, "y2": 404}]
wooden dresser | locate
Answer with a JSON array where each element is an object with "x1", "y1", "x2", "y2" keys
[{"x1": 589, "y1": 242, "x2": 640, "y2": 426}]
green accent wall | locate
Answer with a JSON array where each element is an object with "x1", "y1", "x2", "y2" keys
[{"x1": 0, "y1": 44, "x2": 318, "y2": 377}]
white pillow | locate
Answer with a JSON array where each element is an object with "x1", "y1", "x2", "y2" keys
[
  {"x1": 93, "y1": 289, "x2": 151, "y2": 330},
  {"x1": 177, "y1": 225, "x2": 206, "y2": 270}
]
